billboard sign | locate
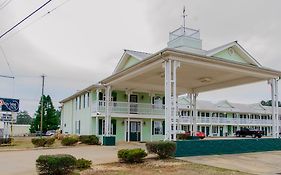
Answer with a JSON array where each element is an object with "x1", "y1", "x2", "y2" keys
[{"x1": 0, "y1": 98, "x2": 19, "y2": 112}]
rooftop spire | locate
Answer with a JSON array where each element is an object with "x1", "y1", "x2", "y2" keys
[{"x1": 182, "y1": 6, "x2": 187, "y2": 33}]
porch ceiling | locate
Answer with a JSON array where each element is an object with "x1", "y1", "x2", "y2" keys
[{"x1": 101, "y1": 48, "x2": 281, "y2": 94}]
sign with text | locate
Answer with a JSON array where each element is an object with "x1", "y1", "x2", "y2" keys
[{"x1": 0, "y1": 98, "x2": 19, "y2": 112}]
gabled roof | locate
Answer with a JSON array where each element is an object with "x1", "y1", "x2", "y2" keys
[
  {"x1": 113, "y1": 49, "x2": 151, "y2": 74},
  {"x1": 206, "y1": 41, "x2": 262, "y2": 67},
  {"x1": 216, "y1": 100, "x2": 235, "y2": 109}
]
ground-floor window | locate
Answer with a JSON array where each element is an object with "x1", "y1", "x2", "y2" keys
[
  {"x1": 98, "y1": 119, "x2": 116, "y2": 135},
  {"x1": 75, "y1": 120, "x2": 80, "y2": 134},
  {"x1": 154, "y1": 121, "x2": 163, "y2": 135}
]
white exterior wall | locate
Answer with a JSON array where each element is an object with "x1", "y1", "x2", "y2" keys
[{"x1": 61, "y1": 92, "x2": 93, "y2": 135}]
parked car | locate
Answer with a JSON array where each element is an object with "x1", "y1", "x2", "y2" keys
[
  {"x1": 45, "y1": 130, "x2": 56, "y2": 136},
  {"x1": 235, "y1": 128, "x2": 264, "y2": 138},
  {"x1": 178, "y1": 130, "x2": 206, "y2": 139},
  {"x1": 35, "y1": 131, "x2": 45, "y2": 136}
]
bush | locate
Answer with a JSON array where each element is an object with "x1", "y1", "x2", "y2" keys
[
  {"x1": 46, "y1": 137, "x2": 56, "y2": 146},
  {"x1": 76, "y1": 158, "x2": 92, "y2": 170},
  {"x1": 117, "y1": 148, "x2": 147, "y2": 163},
  {"x1": 31, "y1": 137, "x2": 56, "y2": 147},
  {"x1": 61, "y1": 136, "x2": 79, "y2": 146},
  {"x1": 0, "y1": 138, "x2": 13, "y2": 145},
  {"x1": 146, "y1": 141, "x2": 176, "y2": 159},
  {"x1": 36, "y1": 154, "x2": 77, "y2": 175},
  {"x1": 79, "y1": 135, "x2": 99, "y2": 145}
]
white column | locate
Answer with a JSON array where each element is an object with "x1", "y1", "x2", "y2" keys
[
  {"x1": 104, "y1": 86, "x2": 111, "y2": 136},
  {"x1": 96, "y1": 116, "x2": 99, "y2": 135},
  {"x1": 210, "y1": 112, "x2": 213, "y2": 137},
  {"x1": 193, "y1": 93, "x2": 198, "y2": 134},
  {"x1": 172, "y1": 60, "x2": 179, "y2": 141},
  {"x1": 270, "y1": 78, "x2": 279, "y2": 138},
  {"x1": 127, "y1": 117, "x2": 130, "y2": 142},
  {"x1": 150, "y1": 118, "x2": 153, "y2": 141},
  {"x1": 164, "y1": 60, "x2": 172, "y2": 141}
]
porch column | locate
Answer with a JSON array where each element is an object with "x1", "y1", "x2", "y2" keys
[
  {"x1": 164, "y1": 59, "x2": 172, "y2": 141},
  {"x1": 127, "y1": 117, "x2": 130, "y2": 142},
  {"x1": 191, "y1": 93, "x2": 198, "y2": 135},
  {"x1": 164, "y1": 59, "x2": 180, "y2": 141},
  {"x1": 269, "y1": 78, "x2": 279, "y2": 138},
  {"x1": 150, "y1": 118, "x2": 153, "y2": 141},
  {"x1": 104, "y1": 86, "x2": 111, "y2": 136},
  {"x1": 96, "y1": 116, "x2": 99, "y2": 135},
  {"x1": 210, "y1": 112, "x2": 213, "y2": 136}
]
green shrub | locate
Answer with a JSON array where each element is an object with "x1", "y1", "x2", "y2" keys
[
  {"x1": 61, "y1": 136, "x2": 79, "y2": 146},
  {"x1": 46, "y1": 137, "x2": 56, "y2": 146},
  {"x1": 36, "y1": 154, "x2": 77, "y2": 175},
  {"x1": 76, "y1": 158, "x2": 92, "y2": 170},
  {"x1": 146, "y1": 141, "x2": 176, "y2": 159},
  {"x1": 117, "y1": 148, "x2": 147, "y2": 163},
  {"x1": 0, "y1": 138, "x2": 13, "y2": 145},
  {"x1": 79, "y1": 135, "x2": 99, "y2": 145},
  {"x1": 31, "y1": 137, "x2": 56, "y2": 147}
]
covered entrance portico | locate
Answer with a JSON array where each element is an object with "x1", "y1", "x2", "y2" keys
[{"x1": 100, "y1": 47, "x2": 281, "y2": 141}]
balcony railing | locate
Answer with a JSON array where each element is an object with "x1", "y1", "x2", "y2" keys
[
  {"x1": 93, "y1": 100, "x2": 165, "y2": 116},
  {"x1": 179, "y1": 116, "x2": 274, "y2": 125}
]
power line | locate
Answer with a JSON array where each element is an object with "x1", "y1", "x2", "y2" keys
[
  {"x1": 2, "y1": 0, "x2": 72, "y2": 43},
  {"x1": 0, "y1": 45, "x2": 14, "y2": 77},
  {"x1": 0, "y1": 0, "x2": 12, "y2": 10},
  {"x1": 0, "y1": 0, "x2": 53, "y2": 39}
]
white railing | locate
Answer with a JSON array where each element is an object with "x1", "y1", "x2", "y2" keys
[
  {"x1": 93, "y1": 100, "x2": 165, "y2": 115},
  {"x1": 179, "y1": 116, "x2": 274, "y2": 125}
]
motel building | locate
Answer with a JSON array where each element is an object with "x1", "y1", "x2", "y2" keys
[{"x1": 60, "y1": 25, "x2": 281, "y2": 143}]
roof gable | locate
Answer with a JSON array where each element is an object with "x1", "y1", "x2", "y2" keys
[
  {"x1": 206, "y1": 41, "x2": 262, "y2": 67},
  {"x1": 113, "y1": 50, "x2": 151, "y2": 74},
  {"x1": 216, "y1": 100, "x2": 234, "y2": 109}
]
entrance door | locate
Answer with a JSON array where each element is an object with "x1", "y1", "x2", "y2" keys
[
  {"x1": 127, "y1": 121, "x2": 141, "y2": 141},
  {"x1": 206, "y1": 126, "x2": 210, "y2": 136},
  {"x1": 130, "y1": 95, "x2": 138, "y2": 114},
  {"x1": 219, "y1": 126, "x2": 224, "y2": 136}
]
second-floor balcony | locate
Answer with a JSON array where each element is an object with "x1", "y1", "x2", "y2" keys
[
  {"x1": 179, "y1": 116, "x2": 274, "y2": 125},
  {"x1": 92, "y1": 100, "x2": 165, "y2": 116}
]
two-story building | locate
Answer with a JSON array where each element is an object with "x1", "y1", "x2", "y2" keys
[{"x1": 60, "y1": 25, "x2": 281, "y2": 142}]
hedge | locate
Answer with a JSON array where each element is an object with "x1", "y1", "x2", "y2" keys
[
  {"x1": 79, "y1": 135, "x2": 100, "y2": 145},
  {"x1": 0, "y1": 138, "x2": 13, "y2": 145},
  {"x1": 118, "y1": 148, "x2": 147, "y2": 163},
  {"x1": 36, "y1": 154, "x2": 77, "y2": 175},
  {"x1": 146, "y1": 141, "x2": 176, "y2": 159},
  {"x1": 61, "y1": 136, "x2": 79, "y2": 146},
  {"x1": 76, "y1": 158, "x2": 92, "y2": 170},
  {"x1": 31, "y1": 137, "x2": 56, "y2": 147}
]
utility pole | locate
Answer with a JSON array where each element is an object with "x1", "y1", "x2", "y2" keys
[{"x1": 40, "y1": 74, "x2": 45, "y2": 137}]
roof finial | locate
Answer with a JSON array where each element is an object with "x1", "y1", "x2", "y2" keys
[{"x1": 182, "y1": 6, "x2": 187, "y2": 34}]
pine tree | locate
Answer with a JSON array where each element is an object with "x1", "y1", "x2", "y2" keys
[{"x1": 30, "y1": 95, "x2": 60, "y2": 133}]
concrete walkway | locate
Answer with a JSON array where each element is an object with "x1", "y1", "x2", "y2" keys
[
  {"x1": 0, "y1": 143, "x2": 145, "y2": 175},
  {"x1": 179, "y1": 151, "x2": 281, "y2": 175}
]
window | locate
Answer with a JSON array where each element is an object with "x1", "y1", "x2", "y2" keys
[
  {"x1": 98, "y1": 119, "x2": 116, "y2": 135},
  {"x1": 75, "y1": 120, "x2": 81, "y2": 134},
  {"x1": 83, "y1": 94, "x2": 86, "y2": 108},
  {"x1": 154, "y1": 121, "x2": 163, "y2": 135},
  {"x1": 78, "y1": 96, "x2": 81, "y2": 110},
  {"x1": 87, "y1": 93, "x2": 90, "y2": 107},
  {"x1": 75, "y1": 98, "x2": 78, "y2": 110},
  {"x1": 152, "y1": 96, "x2": 162, "y2": 109}
]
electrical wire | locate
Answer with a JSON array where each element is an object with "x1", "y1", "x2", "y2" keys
[
  {"x1": 0, "y1": 0, "x2": 53, "y2": 39},
  {"x1": 0, "y1": 45, "x2": 14, "y2": 77},
  {"x1": 2, "y1": 0, "x2": 73, "y2": 43},
  {"x1": 0, "y1": 0, "x2": 12, "y2": 10}
]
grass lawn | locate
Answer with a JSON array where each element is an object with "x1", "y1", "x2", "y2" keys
[
  {"x1": 0, "y1": 136, "x2": 62, "y2": 150},
  {"x1": 81, "y1": 158, "x2": 251, "y2": 175}
]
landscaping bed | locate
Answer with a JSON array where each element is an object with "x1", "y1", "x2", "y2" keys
[{"x1": 80, "y1": 158, "x2": 251, "y2": 175}]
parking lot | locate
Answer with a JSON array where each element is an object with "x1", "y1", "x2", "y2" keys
[{"x1": 179, "y1": 151, "x2": 281, "y2": 175}]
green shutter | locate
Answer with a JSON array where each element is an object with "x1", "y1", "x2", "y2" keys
[
  {"x1": 152, "y1": 121, "x2": 154, "y2": 135},
  {"x1": 162, "y1": 121, "x2": 165, "y2": 135},
  {"x1": 98, "y1": 119, "x2": 102, "y2": 135},
  {"x1": 112, "y1": 119, "x2": 116, "y2": 135}
]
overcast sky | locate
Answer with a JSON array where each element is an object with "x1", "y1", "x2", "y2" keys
[{"x1": 0, "y1": 0, "x2": 281, "y2": 116}]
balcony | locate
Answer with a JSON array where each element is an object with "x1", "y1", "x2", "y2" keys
[
  {"x1": 179, "y1": 116, "x2": 274, "y2": 125},
  {"x1": 92, "y1": 100, "x2": 164, "y2": 116}
]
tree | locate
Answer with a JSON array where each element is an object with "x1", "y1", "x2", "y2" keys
[
  {"x1": 16, "y1": 111, "x2": 33, "y2": 125},
  {"x1": 30, "y1": 95, "x2": 60, "y2": 133}
]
